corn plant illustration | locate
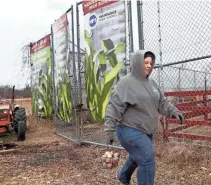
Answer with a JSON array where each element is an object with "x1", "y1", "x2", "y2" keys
[
  {"x1": 55, "y1": 64, "x2": 72, "y2": 122},
  {"x1": 36, "y1": 57, "x2": 53, "y2": 118},
  {"x1": 31, "y1": 90, "x2": 37, "y2": 114},
  {"x1": 31, "y1": 70, "x2": 38, "y2": 114},
  {"x1": 84, "y1": 30, "x2": 125, "y2": 121}
]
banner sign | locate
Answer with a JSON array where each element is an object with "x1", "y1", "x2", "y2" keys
[
  {"x1": 83, "y1": 0, "x2": 126, "y2": 121},
  {"x1": 30, "y1": 34, "x2": 53, "y2": 118},
  {"x1": 52, "y1": 13, "x2": 72, "y2": 122},
  {"x1": 83, "y1": 0, "x2": 118, "y2": 15}
]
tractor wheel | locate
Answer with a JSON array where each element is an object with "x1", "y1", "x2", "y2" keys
[
  {"x1": 17, "y1": 121, "x2": 26, "y2": 141},
  {"x1": 14, "y1": 108, "x2": 26, "y2": 122},
  {"x1": 14, "y1": 108, "x2": 26, "y2": 133}
]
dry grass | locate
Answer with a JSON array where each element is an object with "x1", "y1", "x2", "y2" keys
[{"x1": 1, "y1": 117, "x2": 211, "y2": 185}]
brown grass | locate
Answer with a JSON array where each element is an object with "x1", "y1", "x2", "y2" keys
[{"x1": 1, "y1": 117, "x2": 211, "y2": 185}]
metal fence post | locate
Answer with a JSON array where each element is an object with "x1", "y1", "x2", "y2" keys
[
  {"x1": 125, "y1": 0, "x2": 130, "y2": 75},
  {"x1": 50, "y1": 26, "x2": 57, "y2": 127},
  {"x1": 71, "y1": 5, "x2": 81, "y2": 145},
  {"x1": 137, "y1": 0, "x2": 144, "y2": 50},
  {"x1": 76, "y1": 2, "x2": 82, "y2": 106},
  {"x1": 157, "y1": 0, "x2": 163, "y2": 91},
  {"x1": 76, "y1": 2, "x2": 84, "y2": 146},
  {"x1": 156, "y1": 0, "x2": 167, "y2": 140},
  {"x1": 128, "y1": 1, "x2": 134, "y2": 53},
  {"x1": 28, "y1": 44, "x2": 34, "y2": 116},
  {"x1": 70, "y1": 6, "x2": 77, "y2": 106}
]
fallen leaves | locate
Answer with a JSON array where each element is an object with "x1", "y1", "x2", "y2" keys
[{"x1": 1, "y1": 118, "x2": 211, "y2": 185}]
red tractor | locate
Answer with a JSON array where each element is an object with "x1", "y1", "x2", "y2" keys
[{"x1": 0, "y1": 86, "x2": 27, "y2": 141}]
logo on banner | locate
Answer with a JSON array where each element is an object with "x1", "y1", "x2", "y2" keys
[{"x1": 89, "y1": 14, "x2": 97, "y2": 28}]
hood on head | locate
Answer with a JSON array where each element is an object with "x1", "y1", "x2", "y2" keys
[{"x1": 130, "y1": 50, "x2": 155, "y2": 80}]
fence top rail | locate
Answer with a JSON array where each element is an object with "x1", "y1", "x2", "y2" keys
[
  {"x1": 176, "y1": 105, "x2": 211, "y2": 112},
  {"x1": 166, "y1": 119, "x2": 211, "y2": 125},
  {"x1": 6, "y1": 98, "x2": 31, "y2": 101},
  {"x1": 177, "y1": 99, "x2": 211, "y2": 106},
  {"x1": 77, "y1": 1, "x2": 82, "y2": 5},
  {"x1": 164, "y1": 90, "x2": 211, "y2": 97}
]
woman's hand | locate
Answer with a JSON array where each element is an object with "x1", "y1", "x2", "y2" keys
[{"x1": 172, "y1": 112, "x2": 184, "y2": 124}]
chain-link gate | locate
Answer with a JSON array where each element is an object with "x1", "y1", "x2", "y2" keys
[
  {"x1": 49, "y1": 1, "x2": 132, "y2": 148},
  {"x1": 29, "y1": 0, "x2": 211, "y2": 148},
  {"x1": 69, "y1": 1, "x2": 133, "y2": 148},
  {"x1": 51, "y1": 6, "x2": 82, "y2": 144},
  {"x1": 137, "y1": 0, "x2": 211, "y2": 142}
]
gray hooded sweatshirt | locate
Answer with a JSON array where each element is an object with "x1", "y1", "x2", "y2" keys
[{"x1": 104, "y1": 50, "x2": 180, "y2": 135}]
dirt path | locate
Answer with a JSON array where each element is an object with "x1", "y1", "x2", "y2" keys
[{"x1": 1, "y1": 117, "x2": 211, "y2": 185}]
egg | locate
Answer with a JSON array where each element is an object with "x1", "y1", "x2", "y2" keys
[
  {"x1": 105, "y1": 151, "x2": 110, "y2": 156},
  {"x1": 107, "y1": 154, "x2": 112, "y2": 158},
  {"x1": 106, "y1": 158, "x2": 111, "y2": 163},
  {"x1": 107, "y1": 163, "x2": 112, "y2": 169},
  {"x1": 114, "y1": 152, "x2": 119, "y2": 157}
]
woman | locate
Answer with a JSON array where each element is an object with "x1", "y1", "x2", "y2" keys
[{"x1": 104, "y1": 50, "x2": 184, "y2": 185}]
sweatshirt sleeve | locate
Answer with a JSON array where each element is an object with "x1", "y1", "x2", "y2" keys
[
  {"x1": 104, "y1": 85, "x2": 129, "y2": 134},
  {"x1": 158, "y1": 88, "x2": 180, "y2": 117},
  {"x1": 151, "y1": 80, "x2": 179, "y2": 117}
]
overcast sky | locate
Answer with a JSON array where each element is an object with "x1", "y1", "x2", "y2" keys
[
  {"x1": 0, "y1": 0, "x2": 139, "y2": 89},
  {"x1": 0, "y1": 0, "x2": 79, "y2": 89}
]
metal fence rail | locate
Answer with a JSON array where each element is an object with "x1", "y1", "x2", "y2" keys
[
  {"x1": 28, "y1": 0, "x2": 211, "y2": 147},
  {"x1": 137, "y1": 0, "x2": 211, "y2": 142}
]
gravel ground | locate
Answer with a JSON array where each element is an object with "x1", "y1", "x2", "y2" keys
[{"x1": 1, "y1": 116, "x2": 211, "y2": 185}]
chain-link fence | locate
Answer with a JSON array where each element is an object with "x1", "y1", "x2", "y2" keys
[
  {"x1": 51, "y1": 7, "x2": 80, "y2": 143},
  {"x1": 29, "y1": 1, "x2": 211, "y2": 147},
  {"x1": 51, "y1": 1, "x2": 131, "y2": 148},
  {"x1": 137, "y1": 0, "x2": 211, "y2": 142},
  {"x1": 52, "y1": 0, "x2": 211, "y2": 147}
]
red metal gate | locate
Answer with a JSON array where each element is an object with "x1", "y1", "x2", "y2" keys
[{"x1": 161, "y1": 90, "x2": 211, "y2": 141}]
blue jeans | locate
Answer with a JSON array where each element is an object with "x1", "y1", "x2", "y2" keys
[{"x1": 116, "y1": 125, "x2": 156, "y2": 185}]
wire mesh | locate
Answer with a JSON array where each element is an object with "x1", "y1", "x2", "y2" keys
[
  {"x1": 51, "y1": 8, "x2": 80, "y2": 143},
  {"x1": 70, "y1": 1, "x2": 128, "y2": 147},
  {"x1": 52, "y1": 1, "x2": 211, "y2": 146},
  {"x1": 140, "y1": 0, "x2": 211, "y2": 142}
]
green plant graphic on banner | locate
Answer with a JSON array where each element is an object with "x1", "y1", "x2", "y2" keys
[
  {"x1": 52, "y1": 13, "x2": 72, "y2": 122},
  {"x1": 55, "y1": 65, "x2": 72, "y2": 122},
  {"x1": 84, "y1": 30, "x2": 125, "y2": 121},
  {"x1": 31, "y1": 45, "x2": 53, "y2": 118},
  {"x1": 83, "y1": 1, "x2": 126, "y2": 121}
]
